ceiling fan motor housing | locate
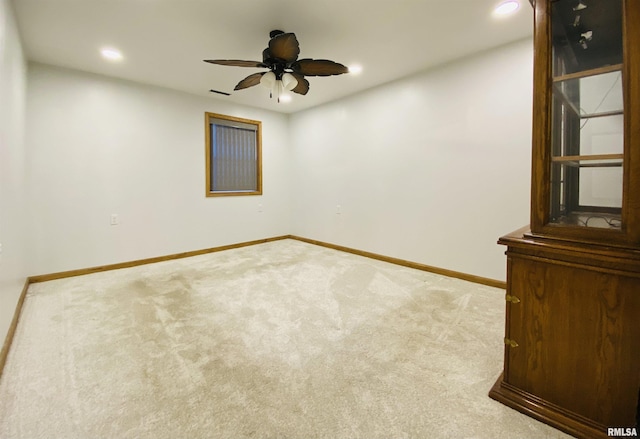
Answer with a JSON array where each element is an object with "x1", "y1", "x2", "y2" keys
[{"x1": 269, "y1": 29, "x2": 285, "y2": 38}]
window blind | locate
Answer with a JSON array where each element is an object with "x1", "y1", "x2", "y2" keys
[{"x1": 210, "y1": 123, "x2": 258, "y2": 192}]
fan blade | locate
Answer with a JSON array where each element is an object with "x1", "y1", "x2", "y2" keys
[
  {"x1": 268, "y1": 32, "x2": 300, "y2": 63},
  {"x1": 291, "y1": 73, "x2": 309, "y2": 95},
  {"x1": 292, "y1": 58, "x2": 349, "y2": 76},
  {"x1": 234, "y1": 72, "x2": 265, "y2": 90},
  {"x1": 204, "y1": 59, "x2": 265, "y2": 68}
]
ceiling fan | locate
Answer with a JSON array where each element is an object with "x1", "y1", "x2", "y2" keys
[{"x1": 204, "y1": 30, "x2": 349, "y2": 102}]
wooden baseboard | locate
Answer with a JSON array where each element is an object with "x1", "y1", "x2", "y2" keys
[
  {"x1": 29, "y1": 234, "x2": 505, "y2": 288},
  {"x1": 288, "y1": 235, "x2": 506, "y2": 289},
  {"x1": 0, "y1": 279, "x2": 31, "y2": 381},
  {"x1": 29, "y1": 236, "x2": 290, "y2": 283}
]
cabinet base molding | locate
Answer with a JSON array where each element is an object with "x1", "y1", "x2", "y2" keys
[{"x1": 489, "y1": 374, "x2": 609, "y2": 439}]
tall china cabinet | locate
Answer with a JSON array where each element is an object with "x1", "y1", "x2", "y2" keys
[{"x1": 489, "y1": 0, "x2": 640, "y2": 438}]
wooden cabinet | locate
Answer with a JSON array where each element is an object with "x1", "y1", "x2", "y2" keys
[
  {"x1": 490, "y1": 1, "x2": 640, "y2": 437},
  {"x1": 490, "y1": 230, "x2": 640, "y2": 438}
]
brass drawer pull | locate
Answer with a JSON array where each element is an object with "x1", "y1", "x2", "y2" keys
[
  {"x1": 506, "y1": 294, "x2": 521, "y2": 304},
  {"x1": 504, "y1": 337, "x2": 519, "y2": 348}
]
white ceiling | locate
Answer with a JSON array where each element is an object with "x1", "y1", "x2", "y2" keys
[{"x1": 12, "y1": 0, "x2": 533, "y2": 114}]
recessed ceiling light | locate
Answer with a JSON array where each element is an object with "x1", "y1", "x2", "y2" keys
[
  {"x1": 100, "y1": 47, "x2": 123, "y2": 61},
  {"x1": 494, "y1": 0, "x2": 520, "y2": 16},
  {"x1": 348, "y1": 64, "x2": 363, "y2": 75}
]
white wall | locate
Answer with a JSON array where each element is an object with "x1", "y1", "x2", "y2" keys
[
  {"x1": 0, "y1": 0, "x2": 28, "y2": 344},
  {"x1": 26, "y1": 63, "x2": 291, "y2": 275},
  {"x1": 290, "y1": 39, "x2": 533, "y2": 281},
  {"x1": 25, "y1": 38, "x2": 533, "y2": 283}
]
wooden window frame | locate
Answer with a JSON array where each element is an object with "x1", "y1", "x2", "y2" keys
[{"x1": 205, "y1": 112, "x2": 262, "y2": 197}]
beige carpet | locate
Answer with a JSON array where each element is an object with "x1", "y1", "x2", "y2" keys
[{"x1": 0, "y1": 239, "x2": 570, "y2": 438}]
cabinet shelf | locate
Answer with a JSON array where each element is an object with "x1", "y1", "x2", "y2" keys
[
  {"x1": 553, "y1": 63, "x2": 623, "y2": 83},
  {"x1": 551, "y1": 153, "x2": 623, "y2": 167},
  {"x1": 550, "y1": 212, "x2": 622, "y2": 228},
  {"x1": 579, "y1": 109, "x2": 623, "y2": 119}
]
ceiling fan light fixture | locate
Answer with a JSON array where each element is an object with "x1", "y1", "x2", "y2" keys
[
  {"x1": 260, "y1": 71, "x2": 276, "y2": 88},
  {"x1": 281, "y1": 73, "x2": 298, "y2": 91}
]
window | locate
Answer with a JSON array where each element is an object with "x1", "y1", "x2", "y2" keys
[{"x1": 205, "y1": 112, "x2": 262, "y2": 197}]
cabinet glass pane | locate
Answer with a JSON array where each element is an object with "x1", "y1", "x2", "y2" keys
[
  {"x1": 553, "y1": 71, "x2": 623, "y2": 118},
  {"x1": 579, "y1": 167, "x2": 623, "y2": 209},
  {"x1": 580, "y1": 113, "x2": 623, "y2": 155},
  {"x1": 549, "y1": 0, "x2": 623, "y2": 229},
  {"x1": 551, "y1": 0, "x2": 622, "y2": 76}
]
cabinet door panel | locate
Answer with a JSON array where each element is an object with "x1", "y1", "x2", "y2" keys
[{"x1": 505, "y1": 256, "x2": 640, "y2": 426}]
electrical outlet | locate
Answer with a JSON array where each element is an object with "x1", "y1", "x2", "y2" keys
[
  {"x1": 0, "y1": 242, "x2": 3, "y2": 254},
  {"x1": 110, "y1": 214, "x2": 119, "y2": 226},
  {"x1": 336, "y1": 204, "x2": 342, "y2": 215},
  {"x1": 258, "y1": 203, "x2": 263, "y2": 213}
]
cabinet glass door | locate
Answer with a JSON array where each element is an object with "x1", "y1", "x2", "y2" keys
[{"x1": 549, "y1": 0, "x2": 623, "y2": 229}]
